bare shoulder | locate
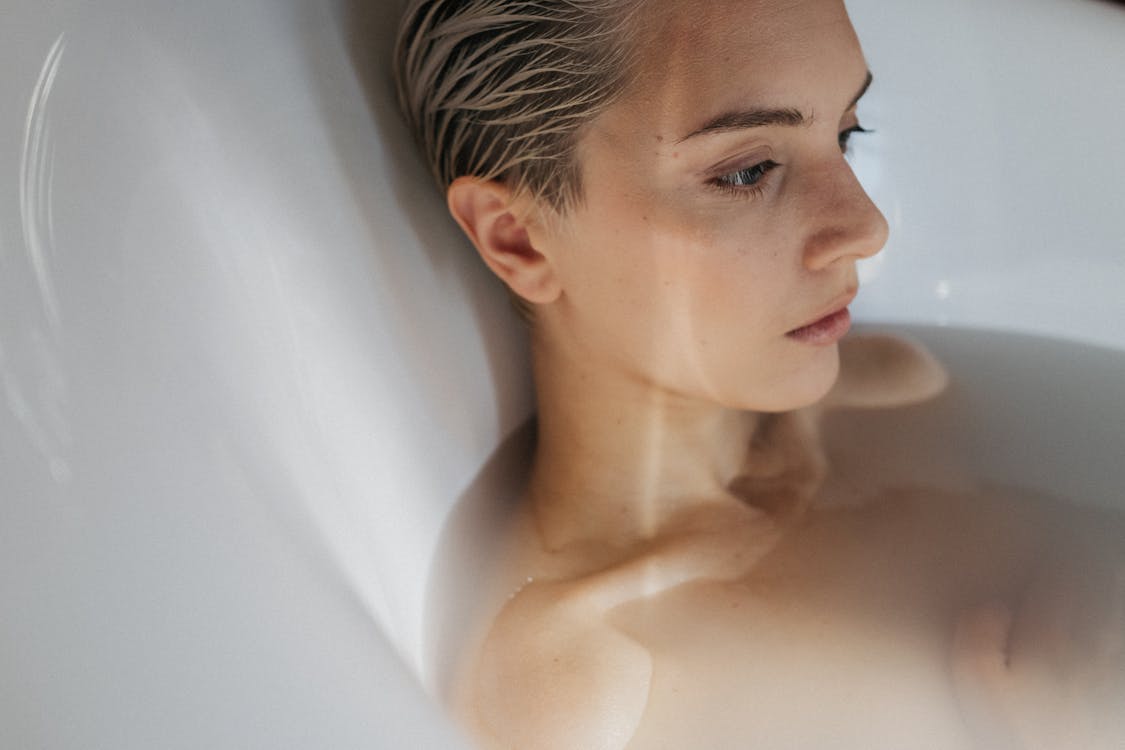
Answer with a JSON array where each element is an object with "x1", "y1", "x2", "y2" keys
[
  {"x1": 825, "y1": 333, "x2": 949, "y2": 409},
  {"x1": 470, "y1": 579, "x2": 652, "y2": 750},
  {"x1": 467, "y1": 505, "x2": 778, "y2": 749}
]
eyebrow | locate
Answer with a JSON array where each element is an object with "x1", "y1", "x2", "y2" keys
[{"x1": 677, "y1": 70, "x2": 874, "y2": 143}]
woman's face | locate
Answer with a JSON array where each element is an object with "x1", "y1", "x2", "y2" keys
[{"x1": 531, "y1": 0, "x2": 888, "y2": 412}]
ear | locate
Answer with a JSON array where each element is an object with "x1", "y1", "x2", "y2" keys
[{"x1": 446, "y1": 177, "x2": 561, "y2": 305}]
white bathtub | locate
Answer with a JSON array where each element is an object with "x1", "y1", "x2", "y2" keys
[{"x1": 1, "y1": 1, "x2": 1122, "y2": 747}]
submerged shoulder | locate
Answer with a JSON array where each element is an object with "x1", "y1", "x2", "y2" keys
[
  {"x1": 471, "y1": 580, "x2": 653, "y2": 750},
  {"x1": 825, "y1": 333, "x2": 949, "y2": 409}
]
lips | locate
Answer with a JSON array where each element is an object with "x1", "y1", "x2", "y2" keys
[
  {"x1": 786, "y1": 307, "x2": 852, "y2": 345},
  {"x1": 786, "y1": 290, "x2": 857, "y2": 345}
]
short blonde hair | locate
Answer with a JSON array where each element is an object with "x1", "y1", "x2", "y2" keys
[{"x1": 394, "y1": 0, "x2": 640, "y2": 214}]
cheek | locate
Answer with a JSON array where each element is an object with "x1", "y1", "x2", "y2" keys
[
  {"x1": 564, "y1": 195, "x2": 681, "y2": 303},
  {"x1": 563, "y1": 179, "x2": 796, "y2": 331},
  {"x1": 677, "y1": 223, "x2": 795, "y2": 333}
]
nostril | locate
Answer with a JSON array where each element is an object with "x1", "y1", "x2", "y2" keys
[
  {"x1": 801, "y1": 205, "x2": 887, "y2": 270},
  {"x1": 864, "y1": 207, "x2": 891, "y2": 257},
  {"x1": 801, "y1": 164, "x2": 889, "y2": 270}
]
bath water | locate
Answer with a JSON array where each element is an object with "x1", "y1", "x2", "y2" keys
[{"x1": 427, "y1": 326, "x2": 1125, "y2": 749}]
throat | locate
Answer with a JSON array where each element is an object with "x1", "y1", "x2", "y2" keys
[{"x1": 527, "y1": 406, "x2": 764, "y2": 551}]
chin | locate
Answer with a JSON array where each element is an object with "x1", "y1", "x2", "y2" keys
[{"x1": 747, "y1": 344, "x2": 842, "y2": 413}]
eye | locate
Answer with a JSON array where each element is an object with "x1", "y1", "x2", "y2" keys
[
  {"x1": 838, "y1": 124, "x2": 872, "y2": 154},
  {"x1": 710, "y1": 159, "x2": 781, "y2": 197}
]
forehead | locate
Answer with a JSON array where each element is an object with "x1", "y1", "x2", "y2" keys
[{"x1": 609, "y1": 0, "x2": 863, "y2": 136}]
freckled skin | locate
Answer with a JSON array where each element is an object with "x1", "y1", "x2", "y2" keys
[
  {"x1": 445, "y1": 0, "x2": 1125, "y2": 747},
  {"x1": 464, "y1": 337, "x2": 1125, "y2": 749}
]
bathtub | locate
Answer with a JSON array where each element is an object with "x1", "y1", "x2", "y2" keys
[{"x1": 1, "y1": 1, "x2": 1122, "y2": 748}]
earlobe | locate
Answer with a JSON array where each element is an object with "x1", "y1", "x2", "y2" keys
[{"x1": 446, "y1": 177, "x2": 561, "y2": 305}]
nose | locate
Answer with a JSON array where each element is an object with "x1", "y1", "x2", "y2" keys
[{"x1": 801, "y1": 158, "x2": 889, "y2": 272}]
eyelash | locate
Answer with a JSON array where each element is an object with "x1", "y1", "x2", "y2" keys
[
  {"x1": 709, "y1": 160, "x2": 781, "y2": 199},
  {"x1": 838, "y1": 124, "x2": 872, "y2": 153},
  {"x1": 709, "y1": 124, "x2": 873, "y2": 199}
]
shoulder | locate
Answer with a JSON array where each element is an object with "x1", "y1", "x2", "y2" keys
[
  {"x1": 824, "y1": 333, "x2": 949, "y2": 410},
  {"x1": 470, "y1": 579, "x2": 653, "y2": 750},
  {"x1": 465, "y1": 506, "x2": 778, "y2": 749}
]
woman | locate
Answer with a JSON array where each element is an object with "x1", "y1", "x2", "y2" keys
[{"x1": 395, "y1": 1, "x2": 1125, "y2": 748}]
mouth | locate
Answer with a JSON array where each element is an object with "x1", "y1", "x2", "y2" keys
[{"x1": 786, "y1": 291, "x2": 857, "y2": 346}]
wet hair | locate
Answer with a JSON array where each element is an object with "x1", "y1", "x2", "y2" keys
[{"x1": 393, "y1": 0, "x2": 640, "y2": 214}]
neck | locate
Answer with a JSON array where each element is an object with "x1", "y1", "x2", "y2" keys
[{"x1": 527, "y1": 331, "x2": 760, "y2": 551}]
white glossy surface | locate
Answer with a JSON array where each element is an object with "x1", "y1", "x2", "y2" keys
[
  {"x1": 846, "y1": 0, "x2": 1125, "y2": 346},
  {"x1": 1, "y1": 1, "x2": 1122, "y2": 748},
  {"x1": 2, "y1": 0, "x2": 527, "y2": 747}
]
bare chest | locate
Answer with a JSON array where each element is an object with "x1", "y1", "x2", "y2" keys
[{"x1": 610, "y1": 490, "x2": 1050, "y2": 749}]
